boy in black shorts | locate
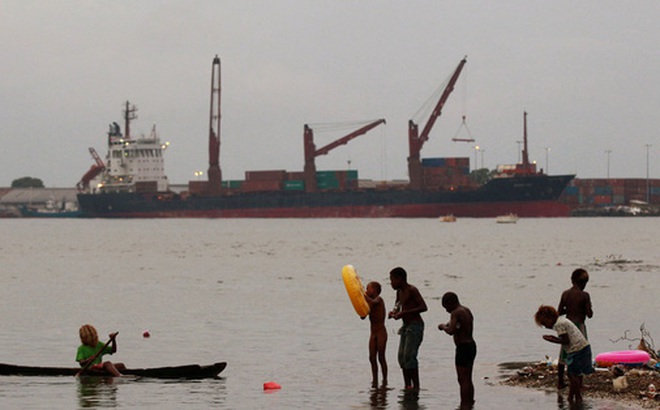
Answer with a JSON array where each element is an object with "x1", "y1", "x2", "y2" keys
[{"x1": 438, "y1": 292, "x2": 476, "y2": 409}]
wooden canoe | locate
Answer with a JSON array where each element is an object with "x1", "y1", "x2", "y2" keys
[{"x1": 0, "y1": 362, "x2": 226, "y2": 379}]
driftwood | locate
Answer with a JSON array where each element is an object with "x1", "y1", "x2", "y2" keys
[{"x1": 609, "y1": 324, "x2": 659, "y2": 361}]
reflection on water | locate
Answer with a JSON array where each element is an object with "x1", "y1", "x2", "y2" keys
[
  {"x1": 396, "y1": 388, "x2": 427, "y2": 410},
  {"x1": 77, "y1": 377, "x2": 118, "y2": 408},
  {"x1": 369, "y1": 385, "x2": 390, "y2": 408},
  {"x1": 556, "y1": 391, "x2": 598, "y2": 410}
]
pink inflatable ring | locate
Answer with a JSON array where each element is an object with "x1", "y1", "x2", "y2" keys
[{"x1": 595, "y1": 350, "x2": 650, "y2": 367}]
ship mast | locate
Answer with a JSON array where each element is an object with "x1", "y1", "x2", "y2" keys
[
  {"x1": 207, "y1": 55, "x2": 222, "y2": 195},
  {"x1": 516, "y1": 111, "x2": 538, "y2": 175},
  {"x1": 123, "y1": 101, "x2": 137, "y2": 139},
  {"x1": 522, "y1": 111, "x2": 530, "y2": 170}
]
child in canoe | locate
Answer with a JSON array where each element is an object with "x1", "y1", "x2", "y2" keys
[{"x1": 76, "y1": 324, "x2": 125, "y2": 376}]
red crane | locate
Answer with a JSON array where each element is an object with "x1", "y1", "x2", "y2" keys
[
  {"x1": 303, "y1": 119, "x2": 386, "y2": 192},
  {"x1": 76, "y1": 147, "x2": 105, "y2": 192},
  {"x1": 408, "y1": 57, "x2": 466, "y2": 190}
]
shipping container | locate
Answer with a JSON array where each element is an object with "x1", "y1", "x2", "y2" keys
[
  {"x1": 241, "y1": 179, "x2": 283, "y2": 192},
  {"x1": 245, "y1": 170, "x2": 287, "y2": 181},
  {"x1": 222, "y1": 180, "x2": 244, "y2": 189},
  {"x1": 612, "y1": 195, "x2": 625, "y2": 204},
  {"x1": 593, "y1": 195, "x2": 612, "y2": 205},
  {"x1": 423, "y1": 167, "x2": 447, "y2": 176},
  {"x1": 316, "y1": 170, "x2": 337, "y2": 181},
  {"x1": 422, "y1": 157, "x2": 446, "y2": 167},
  {"x1": 284, "y1": 180, "x2": 305, "y2": 191},
  {"x1": 594, "y1": 186, "x2": 613, "y2": 195},
  {"x1": 286, "y1": 172, "x2": 305, "y2": 181},
  {"x1": 188, "y1": 180, "x2": 208, "y2": 195},
  {"x1": 456, "y1": 157, "x2": 470, "y2": 167},
  {"x1": 317, "y1": 180, "x2": 339, "y2": 190},
  {"x1": 316, "y1": 170, "x2": 357, "y2": 184}
]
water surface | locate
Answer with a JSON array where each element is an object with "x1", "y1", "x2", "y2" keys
[{"x1": 1, "y1": 218, "x2": 657, "y2": 409}]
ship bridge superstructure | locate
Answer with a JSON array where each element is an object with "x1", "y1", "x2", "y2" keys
[{"x1": 90, "y1": 102, "x2": 169, "y2": 193}]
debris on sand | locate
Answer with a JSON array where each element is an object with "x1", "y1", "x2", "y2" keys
[
  {"x1": 500, "y1": 358, "x2": 660, "y2": 408},
  {"x1": 502, "y1": 326, "x2": 660, "y2": 407}
]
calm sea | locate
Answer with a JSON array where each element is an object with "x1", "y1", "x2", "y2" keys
[{"x1": 0, "y1": 218, "x2": 658, "y2": 409}]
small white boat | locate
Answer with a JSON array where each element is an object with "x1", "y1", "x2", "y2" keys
[
  {"x1": 439, "y1": 214, "x2": 457, "y2": 222},
  {"x1": 496, "y1": 213, "x2": 519, "y2": 224}
]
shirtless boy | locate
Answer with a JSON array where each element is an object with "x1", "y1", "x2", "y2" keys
[
  {"x1": 388, "y1": 267, "x2": 428, "y2": 391},
  {"x1": 557, "y1": 268, "x2": 593, "y2": 389},
  {"x1": 364, "y1": 281, "x2": 387, "y2": 387},
  {"x1": 438, "y1": 292, "x2": 476, "y2": 409}
]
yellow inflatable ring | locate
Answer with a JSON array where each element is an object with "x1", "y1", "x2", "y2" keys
[{"x1": 342, "y1": 264, "x2": 370, "y2": 319}]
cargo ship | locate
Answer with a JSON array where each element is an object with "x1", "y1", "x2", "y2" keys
[{"x1": 77, "y1": 56, "x2": 574, "y2": 218}]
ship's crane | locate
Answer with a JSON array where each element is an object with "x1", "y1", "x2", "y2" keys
[
  {"x1": 408, "y1": 57, "x2": 467, "y2": 190},
  {"x1": 76, "y1": 147, "x2": 106, "y2": 192},
  {"x1": 206, "y1": 55, "x2": 222, "y2": 195},
  {"x1": 303, "y1": 119, "x2": 386, "y2": 192},
  {"x1": 517, "y1": 111, "x2": 537, "y2": 175}
]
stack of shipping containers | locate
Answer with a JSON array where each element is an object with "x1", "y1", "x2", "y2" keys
[
  {"x1": 560, "y1": 178, "x2": 660, "y2": 210},
  {"x1": 421, "y1": 157, "x2": 471, "y2": 190}
]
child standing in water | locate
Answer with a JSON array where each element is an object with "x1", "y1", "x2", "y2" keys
[
  {"x1": 535, "y1": 305, "x2": 593, "y2": 405},
  {"x1": 557, "y1": 268, "x2": 593, "y2": 389},
  {"x1": 364, "y1": 281, "x2": 388, "y2": 388},
  {"x1": 438, "y1": 292, "x2": 476, "y2": 410},
  {"x1": 388, "y1": 267, "x2": 427, "y2": 391}
]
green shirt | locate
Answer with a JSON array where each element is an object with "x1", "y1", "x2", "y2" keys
[{"x1": 76, "y1": 341, "x2": 112, "y2": 365}]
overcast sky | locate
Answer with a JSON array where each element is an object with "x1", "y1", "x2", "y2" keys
[{"x1": 1, "y1": 1, "x2": 658, "y2": 187}]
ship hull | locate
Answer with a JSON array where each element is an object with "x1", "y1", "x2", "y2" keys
[{"x1": 78, "y1": 174, "x2": 574, "y2": 218}]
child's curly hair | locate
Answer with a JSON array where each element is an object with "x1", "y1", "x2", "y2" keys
[
  {"x1": 79, "y1": 324, "x2": 99, "y2": 347},
  {"x1": 534, "y1": 305, "x2": 558, "y2": 326}
]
